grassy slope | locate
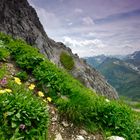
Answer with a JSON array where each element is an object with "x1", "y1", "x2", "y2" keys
[
  {"x1": 0, "y1": 33, "x2": 140, "y2": 139},
  {"x1": 0, "y1": 63, "x2": 49, "y2": 139}
]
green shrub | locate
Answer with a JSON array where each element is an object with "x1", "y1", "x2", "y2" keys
[
  {"x1": 60, "y1": 51, "x2": 74, "y2": 70},
  {"x1": 0, "y1": 81, "x2": 49, "y2": 139},
  {"x1": 16, "y1": 54, "x2": 44, "y2": 71},
  {"x1": 16, "y1": 71, "x2": 28, "y2": 81},
  {"x1": 0, "y1": 40, "x2": 4, "y2": 47},
  {"x1": 6, "y1": 39, "x2": 44, "y2": 71}
]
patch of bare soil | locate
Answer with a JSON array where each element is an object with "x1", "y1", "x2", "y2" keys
[{"x1": 48, "y1": 104, "x2": 104, "y2": 140}]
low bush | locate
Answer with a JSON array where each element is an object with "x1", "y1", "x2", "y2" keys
[
  {"x1": 0, "y1": 79, "x2": 49, "y2": 139},
  {"x1": 60, "y1": 51, "x2": 74, "y2": 70},
  {"x1": 6, "y1": 39, "x2": 44, "y2": 71}
]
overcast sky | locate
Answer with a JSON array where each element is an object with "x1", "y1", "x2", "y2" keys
[{"x1": 28, "y1": 0, "x2": 140, "y2": 57}]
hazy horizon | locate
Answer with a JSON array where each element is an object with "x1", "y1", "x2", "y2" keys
[{"x1": 28, "y1": 0, "x2": 140, "y2": 57}]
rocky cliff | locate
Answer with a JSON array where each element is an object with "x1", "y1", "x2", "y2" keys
[{"x1": 0, "y1": 0, "x2": 118, "y2": 99}]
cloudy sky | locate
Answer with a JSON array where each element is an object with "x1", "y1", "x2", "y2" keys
[{"x1": 28, "y1": 0, "x2": 140, "y2": 57}]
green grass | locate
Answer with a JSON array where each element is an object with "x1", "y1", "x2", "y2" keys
[
  {"x1": 0, "y1": 82, "x2": 49, "y2": 139},
  {"x1": 0, "y1": 48, "x2": 10, "y2": 61},
  {"x1": 133, "y1": 103, "x2": 140, "y2": 109},
  {"x1": 0, "y1": 65, "x2": 7, "y2": 79},
  {"x1": 0, "y1": 40, "x2": 10, "y2": 61},
  {"x1": 120, "y1": 96, "x2": 140, "y2": 109},
  {"x1": 0, "y1": 32, "x2": 140, "y2": 139},
  {"x1": 0, "y1": 73, "x2": 49, "y2": 139},
  {"x1": 0, "y1": 34, "x2": 49, "y2": 139}
]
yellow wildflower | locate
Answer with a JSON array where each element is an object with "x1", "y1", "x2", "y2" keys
[
  {"x1": 0, "y1": 90, "x2": 5, "y2": 94},
  {"x1": 28, "y1": 84, "x2": 35, "y2": 90},
  {"x1": 5, "y1": 89, "x2": 12, "y2": 93},
  {"x1": 105, "y1": 99, "x2": 110, "y2": 103},
  {"x1": 0, "y1": 89, "x2": 12, "y2": 94},
  {"x1": 14, "y1": 77, "x2": 22, "y2": 85},
  {"x1": 38, "y1": 91, "x2": 44, "y2": 97},
  {"x1": 47, "y1": 97, "x2": 52, "y2": 102}
]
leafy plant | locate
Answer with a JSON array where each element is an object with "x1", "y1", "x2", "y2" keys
[
  {"x1": 5, "y1": 39, "x2": 44, "y2": 71},
  {"x1": 0, "y1": 80, "x2": 49, "y2": 139},
  {"x1": 16, "y1": 71, "x2": 28, "y2": 81},
  {"x1": 60, "y1": 51, "x2": 74, "y2": 70}
]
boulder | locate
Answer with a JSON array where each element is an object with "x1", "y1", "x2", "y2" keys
[{"x1": 107, "y1": 136, "x2": 125, "y2": 140}]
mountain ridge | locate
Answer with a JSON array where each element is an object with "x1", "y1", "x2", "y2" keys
[
  {"x1": 85, "y1": 52, "x2": 140, "y2": 100},
  {"x1": 125, "y1": 51, "x2": 140, "y2": 70},
  {"x1": 0, "y1": 0, "x2": 118, "y2": 99}
]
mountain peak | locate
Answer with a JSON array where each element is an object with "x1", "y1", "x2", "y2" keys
[{"x1": 0, "y1": 0, "x2": 118, "y2": 99}]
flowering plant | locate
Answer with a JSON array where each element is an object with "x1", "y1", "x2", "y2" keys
[
  {"x1": 28, "y1": 83, "x2": 35, "y2": 90},
  {"x1": 14, "y1": 77, "x2": 22, "y2": 85}
]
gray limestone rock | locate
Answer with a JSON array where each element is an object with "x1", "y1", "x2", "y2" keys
[
  {"x1": 55, "y1": 133, "x2": 63, "y2": 140},
  {"x1": 62, "y1": 121, "x2": 69, "y2": 127},
  {"x1": 107, "y1": 136, "x2": 125, "y2": 140},
  {"x1": 76, "y1": 135, "x2": 85, "y2": 140},
  {"x1": 79, "y1": 130, "x2": 88, "y2": 136}
]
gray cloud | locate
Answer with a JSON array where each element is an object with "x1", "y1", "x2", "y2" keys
[{"x1": 28, "y1": 0, "x2": 140, "y2": 57}]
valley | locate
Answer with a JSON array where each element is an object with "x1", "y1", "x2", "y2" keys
[{"x1": 85, "y1": 52, "x2": 140, "y2": 100}]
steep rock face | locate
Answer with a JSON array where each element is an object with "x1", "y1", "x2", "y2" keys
[{"x1": 0, "y1": 0, "x2": 118, "y2": 99}]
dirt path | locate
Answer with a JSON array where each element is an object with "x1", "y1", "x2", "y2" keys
[{"x1": 48, "y1": 104, "x2": 104, "y2": 140}]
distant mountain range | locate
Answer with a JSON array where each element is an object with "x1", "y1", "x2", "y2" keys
[
  {"x1": 125, "y1": 51, "x2": 140, "y2": 70},
  {"x1": 84, "y1": 51, "x2": 140, "y2": 100}
]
